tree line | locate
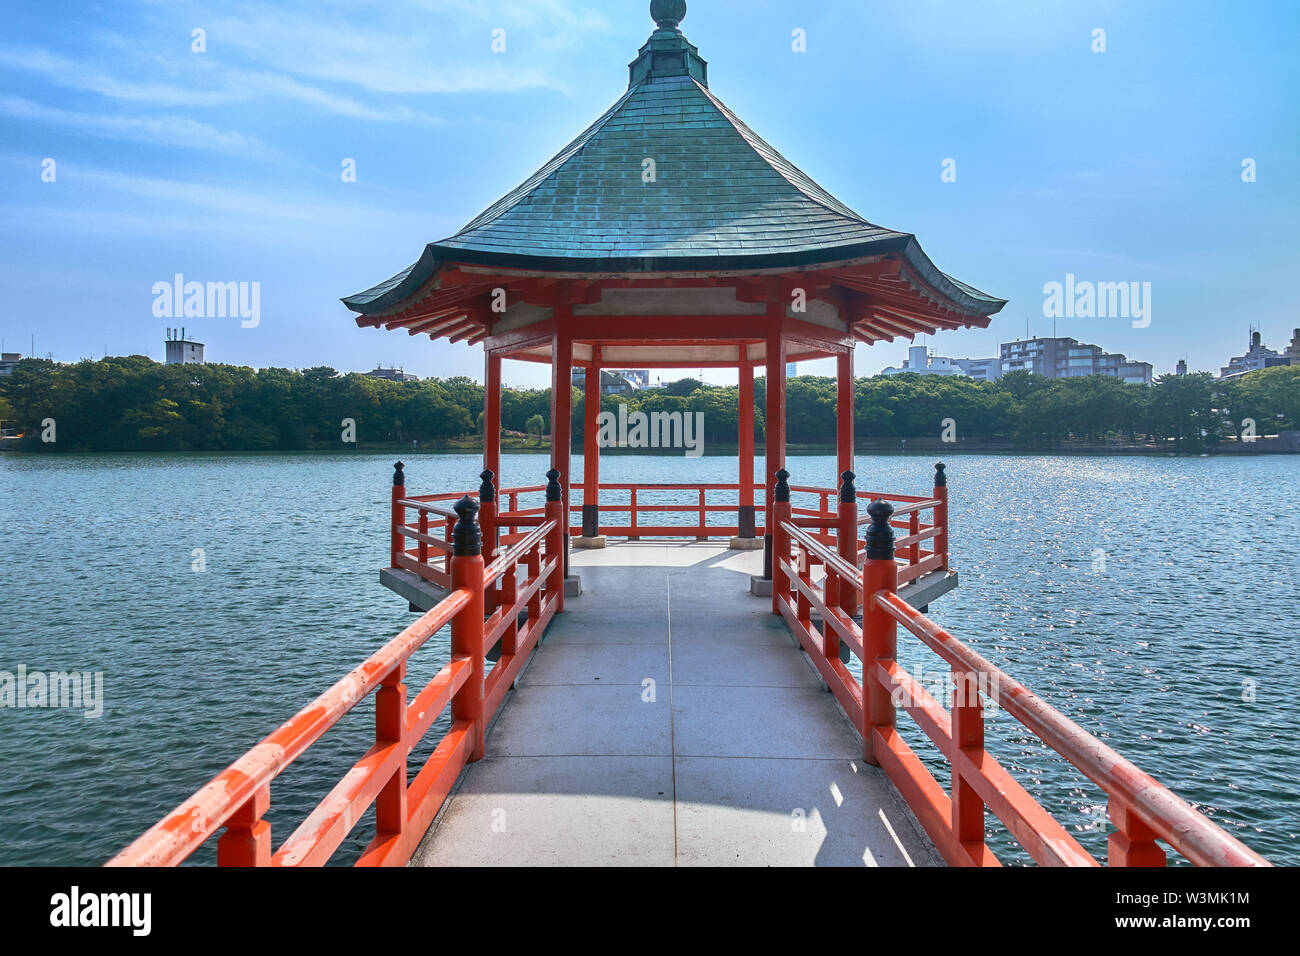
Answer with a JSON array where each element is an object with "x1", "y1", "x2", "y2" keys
[{"x1": 1, "y1": 355, "x2": 1297, "y2": 452}]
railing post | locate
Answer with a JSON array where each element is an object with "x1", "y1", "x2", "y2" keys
[
  {"x1": 375, "y1": 662, "x2": 408, "y2": 858},
  {"x1": 1108, "y1": 800, "x2": 1168, "y2": 867},
  {"x1": 771, "y1": 469, "x2": 792, "y2": 616},
  {"x1": 697, "y1": 487, "x2": 707, "y2": 541},
  {"x1": 934, "y1": 462, "x2": 949, "y2": 571},
  {"x1": 450, "y1": 496, "x2": 487, "y2": 762},
  {"x1": 216, "y1": 785, "x2": 271, "y2": 867},
  {"x1": 545, "y1": 469, "x2": 565, "y2": 614},
  {"x1": 951, "y1": 666, "x2": 986, "y2": 857},
  {"x1": 861, "y1": 500, "x2": 897, "y2": 765},
  {"x1": 908, "y1": 510, "x2": 920, "y2": 567},
  {"x1": 480, "y1": 470, "x2": 498, "y2": 613},
  {"x1": 797, "y1": 547, "x2": 813, "y2": 632},
  {"x1": 390, "y1": 461, "x2": 405, "y2": 568},
  {"x1": 837, "y1": 470, "x2": 859, "y2": 619},
  {"x1": 418, "y1": 510, "x2": 429, "y2": 566}
]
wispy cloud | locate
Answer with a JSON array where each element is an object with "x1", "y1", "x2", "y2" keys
[
  {"x1": 0, "y1": 94, "x2": 270, "y2": 157},
  {"x1": 0, "y1": 45, "x2": 445, "y2": 125}
]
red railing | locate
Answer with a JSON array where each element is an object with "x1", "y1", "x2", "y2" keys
[
  {"x1": 771, "y1": 465, "x2": 1270, "y2": 868},
  {"x1": 108, "y1": 463, "x2": 565, "y2": 867},
  {"x1": 392, "y1": 474, "x2": 948, "y2": 578}
]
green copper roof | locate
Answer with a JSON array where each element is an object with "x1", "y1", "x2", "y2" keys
[{"x1": 344, "y1": 3, "x2": 1005, "y2": 317}]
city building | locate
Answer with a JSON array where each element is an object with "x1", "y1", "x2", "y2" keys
[
  {"x1": 0, "y1": 352, "x2": 21, "y2": 376},
  {"x1": 1219, "y1": 330, "x2": 1289, "y2": 378},
  {"x1": 1000, "y1": 337, "x2": 1152, "y2": 384},
  {"x1": 786, "y1": 362, "x2": 798, "y2": 379},
  {"x1": 1284, "y1": 329, "x2": 1300, "y2": 366},
  {"x1": 366, "y1": 367, "x2": 420, "y2": 383},
  {"x1": 571, "y1": 368, "x2": 656, "y2": 395},
  {"x1": 164, "y1": 328, "x2": 205, "y2": 365},
  {"x1": 882, "y1": 346, "x2": 1003, "y2": 381},
  {"x1": 1176, "y1": 359, "x2": 1188, "y2": 376}
]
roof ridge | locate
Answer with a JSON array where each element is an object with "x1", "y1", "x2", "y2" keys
[{"x1": 692, "y1": 80, "x2": 875, "y2": 228}]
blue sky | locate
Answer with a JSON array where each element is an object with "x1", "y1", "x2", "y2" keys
[{"x1": 1, "y1": 0, "x2": 1296, "y2": 387}]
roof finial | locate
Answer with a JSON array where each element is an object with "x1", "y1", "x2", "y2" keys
[{"x1": 651, "y1": 0, "x2": 686, "y2": 30}]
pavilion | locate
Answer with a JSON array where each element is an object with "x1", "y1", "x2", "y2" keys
[{"x1": 344, "y1": 0, "x2": 1005, "y2": 560}]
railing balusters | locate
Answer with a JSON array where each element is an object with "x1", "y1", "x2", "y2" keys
[
  {"x1": 771, "y1": 469, "x2": 791, "y2": 617},
  {"x1": 216, "y1": 785, "x2": 271, "y2": 867},
  {"x1": 390, "y1": 461, "x2": 406, "y2": 567},
  {"x1": 545, "y1": 470, "x2": 565, "y2": 614},
  {"x1": 374, "y1": 662, "x2": 409, "y2": 859},
  {"x1": 1108, "y1": 799, "x2": 1167, "y2": 867},
  {"x1": 838, "y1": 471, "x2": 858, "y2": 619},
  {"x1": 951, "y1": 667, "x2": 985, "y2": 857},
  {"x1": 934, "y1": 463, "x2": 949, "y2": 570}
]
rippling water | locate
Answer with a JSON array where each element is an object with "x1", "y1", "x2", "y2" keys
[{"x1": 0, "y1": 452, "x2": 1295, "y2": 866}]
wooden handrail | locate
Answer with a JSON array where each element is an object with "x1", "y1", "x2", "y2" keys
[
  {"x1": 111, "y1": 464, "x2": 568, "y2": 868},
  {"x1": 874, "y1": 591, "x2": 1271, "y2": 868},
  {"x1": 769, "y1": 465, "x2": 1267, "y2": 867}
]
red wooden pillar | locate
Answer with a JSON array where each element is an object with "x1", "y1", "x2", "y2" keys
[
  {"x1": 837, "y1": 348, "x2": 855, "y2": 486},
  {"x1": 551, "y1": 327, "x2": 573, "y2": 572},
  {"x1": 738, "y1": 352, "x2": 756, "y2": 539},
  {"x1": 449, "y1": 496, "x2": 487, "y2": 762},
  {"x1": 763, "y1": 321, "x2": 786, "y2": 580},
  {"x1": 484, "y1": 353, "x2": 501, "y2": 490},
  {"x1": 581, "y1": 347, "x2": 601, "y2": 539},
  {"x1": 861, "y1": 500, "x2": 897, "y2": 765}
]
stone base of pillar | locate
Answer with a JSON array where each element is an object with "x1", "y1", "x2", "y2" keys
[
  {"x1": 573, "y1": 536, "x2": 607, "y2": 549},
  {"x1": 729, "y1": 536, "x2": 764, "y2": 551},
  {"x1": 749, "y1": 574, "x2": 773, "y2": 597},
  {"x1": 564, "y1": 575, "x2": 582, "y2": 597}
]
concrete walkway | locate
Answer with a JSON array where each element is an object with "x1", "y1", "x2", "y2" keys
[{"x1": 411, "y1": 542, "x2": 940, "y2": 867}]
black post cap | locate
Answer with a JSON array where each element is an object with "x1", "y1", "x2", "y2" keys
[
  {"x1": 774, "y1": 469, "x2": 791, "y2": 503},
  {"x1": 393, "y1": 461, "x2": 405, "y2": 487},
  {"x1": 865, "y1": 499, "x2": 895, "y2": 561},
  {"x1": 840, "y1": 470, "x2": 857, "y2": 503},
  {"x1": 452, "y1": 496, "x2": 482, "y2": 556},
  {"x1": 479, "y1": 470, "x2": 496, "y2": 503},
  {"x1": 935, "y1": 462, "x2": 947, "y2": 488},
  {"x1": 545, "y1": 468, "x2": 563, "y2": 502}
]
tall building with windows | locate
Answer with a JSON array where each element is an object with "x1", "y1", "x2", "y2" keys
[
  {"x1": 1282, "y1": 329, "x2": 1300, "y2": 366},
  {"x1": 1220, "y1": 330, "x2": 1289, "y2": 378},
  {"x1": 1000, "y1": 337, "x2": 1152, "y2": 384}
]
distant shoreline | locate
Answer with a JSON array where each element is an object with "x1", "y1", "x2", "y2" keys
[{"x1": 4, "y1": 439, "x2": 1297, "y2": 457}]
